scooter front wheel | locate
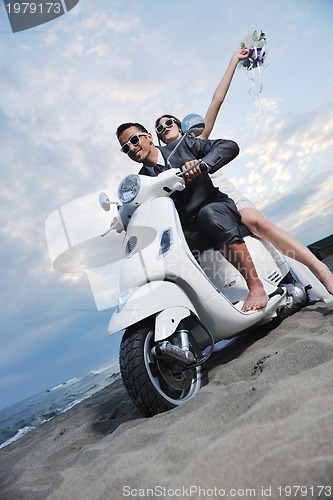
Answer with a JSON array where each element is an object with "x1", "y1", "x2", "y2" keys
[{"x1": 120, "y1": 320, "x2": 204, "y2": 416}]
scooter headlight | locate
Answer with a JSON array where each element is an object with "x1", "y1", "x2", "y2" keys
[{"x1": 117, "y1": 174, "x2": 141, "y2": 204}]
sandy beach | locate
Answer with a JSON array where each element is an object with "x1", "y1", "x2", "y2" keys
[{"x1": 1, "y1": 257, "x2": 333, "y2": 500}]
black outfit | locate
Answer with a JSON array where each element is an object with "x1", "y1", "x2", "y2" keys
[{"x1": 138, "y1": 135, "x2": 244, "y2": 252}]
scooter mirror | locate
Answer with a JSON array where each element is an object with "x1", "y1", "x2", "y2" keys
[
  {"x1": 181, "y1": 114, "x2": 205, "y2": 137},
  {"x1": 99, "y1": 192, "x2": 111, "y2": 211}
]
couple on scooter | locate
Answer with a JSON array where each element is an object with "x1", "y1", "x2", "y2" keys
[{"x1": 115, "y1": 48, "x2": 333, "y2": 312}]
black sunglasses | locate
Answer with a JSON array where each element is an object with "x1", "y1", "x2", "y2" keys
[
  {"x1": 120, "y1": 133, "x2": 147, "y2": 154},
  {"x1": 155, "y1": 118, "x2": 175, "y2": 135}
]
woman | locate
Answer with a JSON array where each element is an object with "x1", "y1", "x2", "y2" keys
[{"x1": 154, "y1": 49, "x2": 333, "y2": 295}]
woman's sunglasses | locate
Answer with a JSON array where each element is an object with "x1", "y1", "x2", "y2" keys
[
  {"x1": 155, "y1": 118, "x2": 175, "y2": 135},
  {"x1": 120, "y1": 133, "x2": 147, "y2": 154}
]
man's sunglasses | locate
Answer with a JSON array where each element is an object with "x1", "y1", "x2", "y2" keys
[
  {"x1": 155, "y1": 118, "x2": 175, "y2": 135},
  {"x1": 120, "y1": 133, "x2": 147, "y2": 154}
]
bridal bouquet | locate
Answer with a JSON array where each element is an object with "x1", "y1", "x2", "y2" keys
[
  {"x1": 239, "y1": 30, "x2": 268, "y2": 99},
  {"x1": 239, "y1": 30, "x2": 267, "y2": 70}
]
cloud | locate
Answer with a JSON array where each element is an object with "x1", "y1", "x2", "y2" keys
[
  {"x1": 227, "y1": 101, "x2": 333, "y2": 207},
  {"x1": 259, "y1": 168, "x2": 333, "y2": 243},
  {"x1": 0, "y1": 373, "x2": 24, "y2": 390}
]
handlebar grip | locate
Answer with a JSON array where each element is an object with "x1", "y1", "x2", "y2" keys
[{"x1": 178, "y1": 160, "x2": 208, "y2": 177}]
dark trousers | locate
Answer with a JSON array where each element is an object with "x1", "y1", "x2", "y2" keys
[{"x1": 184, "y1": 202, "x2": 244, "y2": 252}]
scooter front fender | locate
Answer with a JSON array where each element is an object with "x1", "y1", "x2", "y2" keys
[{"x1": 108, "y1": 281, "x2": 197, "y2": 335}]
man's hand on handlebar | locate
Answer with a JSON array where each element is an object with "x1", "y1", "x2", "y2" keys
[{"x1": 181, "y1": 160, "x2": 207, "y2": 182}]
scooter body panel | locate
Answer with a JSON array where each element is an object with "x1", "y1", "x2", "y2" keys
[
  {"x1": 108, "y1": 281, "x2": 197, "y2": 335},
  {"x1": 109, "y1": 197, "x2": 289, "y2": 340}
]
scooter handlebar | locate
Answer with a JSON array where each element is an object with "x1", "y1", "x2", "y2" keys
[
  {"x1": 101, "y1": 217, "x2": 124, "y2": 237},
  {"x1": 177, "y1": 159, "x2": 208, "y2": 177}
]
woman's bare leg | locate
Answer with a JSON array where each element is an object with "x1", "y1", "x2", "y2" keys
[{"x1": 240, "y1": 207, "x2": 333, "y2": 295}]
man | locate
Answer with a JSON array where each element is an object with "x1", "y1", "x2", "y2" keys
[{"x1": 115, "y1": 122, "x2": 268, "y2": 312}]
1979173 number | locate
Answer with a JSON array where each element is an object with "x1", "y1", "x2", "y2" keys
[
  {"x1": 277, "y1": 485, "x2": 331, "y2": 497},
  {"x1": 6, "y1": 3, "x2": 61, "y2": 14}
]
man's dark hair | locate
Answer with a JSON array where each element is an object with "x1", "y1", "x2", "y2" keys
[{"x1": 115, "y1": 122, "x2": 149, "y2": 138}]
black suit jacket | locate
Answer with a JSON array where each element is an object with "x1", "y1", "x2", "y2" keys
[{"x1": 138, "y1": 135, "x2": 240, "y2": 225}]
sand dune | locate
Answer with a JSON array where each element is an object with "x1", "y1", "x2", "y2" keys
[{"x1": 1, "y1": 257, "x2": 333, "y2": 500}]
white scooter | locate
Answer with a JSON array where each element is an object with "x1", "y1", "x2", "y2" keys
[{"x1": 96, "y1": 114, "x2": 332, "y2": 416}]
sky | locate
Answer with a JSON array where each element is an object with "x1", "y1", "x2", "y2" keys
[{"x1": 0, "y1": 0, "x2": 333, "y2": 410}]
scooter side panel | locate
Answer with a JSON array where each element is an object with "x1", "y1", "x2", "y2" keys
[
  {"x1": 108, "y1": 281, "x2": 198, "y2": 335},
  {"x1": 119, "y1": 201, "x2": 167, "y2": 291},
  {"x1": 204, "y1": 291, "x2": 286, "y2": 340}
]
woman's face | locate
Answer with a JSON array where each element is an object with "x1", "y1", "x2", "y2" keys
[{"x1": 156, "y1": 116, "x2": 182, "y2": 144}]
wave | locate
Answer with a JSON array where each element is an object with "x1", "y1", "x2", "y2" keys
[
  {"x1": 59, "y1": 399, "x2": 82, "y2": 414},
  {"x1": 0, "y1": 426, "x2": 35, "y2": 450},
  {"x1": 90, "y1": 360, "x2": 119, "y2": 376},
  {"x1": 48, "y1": 384, "x2": 64, "y2": 391},
  {"x1": 48, "y1": 377, "x2": 80, "y2": 392},
  {"x1": 65, "y1": 378, "x2": 80, "y2": 385},
  {"x1": 0, "y1": 358, "x2": 120, "y2": 450}
]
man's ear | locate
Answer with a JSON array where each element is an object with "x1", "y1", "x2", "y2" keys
[{"x1": 147, "y1": 132, "x2": 154, "y2": 144}]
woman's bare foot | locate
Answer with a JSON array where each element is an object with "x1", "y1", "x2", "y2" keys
[{"x1": 242, "y1": 282, "x2": 268, "y2": 312}]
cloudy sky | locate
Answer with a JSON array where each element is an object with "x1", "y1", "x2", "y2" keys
[{"x1": 1, "y1": 0, "x2": 333, "y2": 410}]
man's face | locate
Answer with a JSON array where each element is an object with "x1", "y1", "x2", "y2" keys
[{"x1": 118, "y1": 126, "x2": 153, "y2": 164}]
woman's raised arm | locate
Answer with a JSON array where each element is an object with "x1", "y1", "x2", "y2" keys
[{"x1": 200, "y1": 47, "x2": 250, "y2": 139}]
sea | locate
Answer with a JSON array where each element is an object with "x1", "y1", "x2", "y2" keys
[{"x1": 0, "y1": 358, "x2": 120, "y2": 450}]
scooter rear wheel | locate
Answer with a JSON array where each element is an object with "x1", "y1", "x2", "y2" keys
[{"x1": 120, "y1": 320, "x2": 204, "y2": 416}]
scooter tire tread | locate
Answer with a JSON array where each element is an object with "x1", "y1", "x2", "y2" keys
[{"x1": 119, "y1": 321, "x2": 173, "y2": 417}]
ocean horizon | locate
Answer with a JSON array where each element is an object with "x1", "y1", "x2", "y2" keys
[{"x1": 0, "y1": 358, "x2": 120, "y2": 450}]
